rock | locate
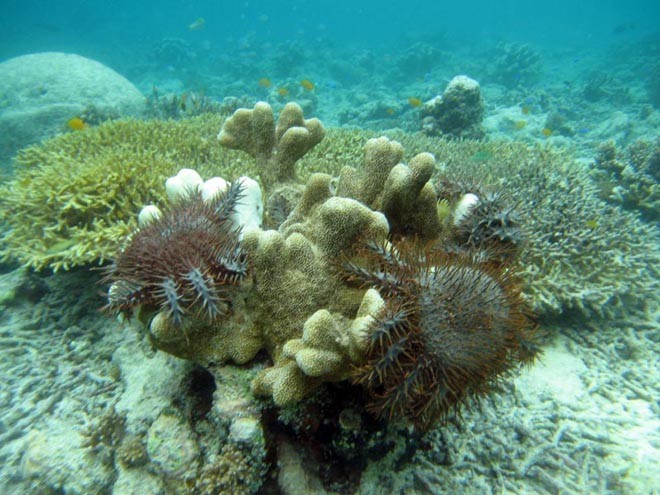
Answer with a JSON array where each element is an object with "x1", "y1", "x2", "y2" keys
[
  {"x1": 146, "y1": 412, "x2": 199, "y2": 479},
  {"x1": 421, "y1": 75, "x2": 485, "y2": 139},
  {"x1": 0, "y1": 52, "x2": 145, "y2": 168},
  {"x1": 20, "y1": 429, "x2": 114, "y2": 494}
]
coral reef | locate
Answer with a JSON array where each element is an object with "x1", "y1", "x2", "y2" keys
[
  {"x1": 0, "y1": 114, "x2": 260, "y2": 271},
  {"x1": 107, "y1": 104, "x2": 539, "y2": 431},
  {"x1": 592, "y1": 139, "x2": 659, "y2": 220},
  {"x1": 420, "y1": 75, "x2": 485, "y2": 139},
  {"x1": 488, "y1": 43, "x2": 542, "y2": 89}
]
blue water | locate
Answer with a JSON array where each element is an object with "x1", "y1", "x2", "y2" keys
[{"x1": 2, "y1": 0, "x2": 659, "y2": 59}]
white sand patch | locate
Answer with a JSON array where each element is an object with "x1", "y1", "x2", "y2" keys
[{"x1": 515, "y1": 336, "x2": 587, "y2": 404}]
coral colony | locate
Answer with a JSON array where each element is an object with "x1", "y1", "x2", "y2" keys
[{"x1": 104, "y1": 101, "x2": 539, "y2": 429}]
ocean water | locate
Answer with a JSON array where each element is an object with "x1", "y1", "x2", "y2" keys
[{"x1": 0, "y1": 1, "x2": 658, "y2": 494}]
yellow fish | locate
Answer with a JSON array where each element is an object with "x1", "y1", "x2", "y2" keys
[
  {"x1": 67, "y1": 117, "x2": 86, "y2": 131},
  {"x1": 542, "y1": 128, "x2": 553, "y2": 137},
  {"x1": 408, "y1": 97, "x2": 422, "y2": 107},
  {"x1": 300, "y1": 79, "x2": 315, "y2": 91},
  {"x1": 514, "y1": 120, "x2": 527, "y2": 130},
  {"x1": 188, "y1": 18, "x2": 205, "y2": 30},
  {"x1": 277, "y1": 87, "x2": 289, "y2": 96},
  {"x1": 258, "y1": 77, "x2": 272, "y2": 88},
  {"x1": 386, "y1": 107, "x2": 396, "y2": 116},
  {"x1": 521, "y1": 105, "x2": 531, "y2": 115}
]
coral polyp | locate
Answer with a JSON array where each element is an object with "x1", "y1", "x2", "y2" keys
[
  {"x1": 342, "y1": 240, "x2": 537, "y2": 429},
  {"x1": 105, "y1": 182, "x2": 248, "y2": 324}
]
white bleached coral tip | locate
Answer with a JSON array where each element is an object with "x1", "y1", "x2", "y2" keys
[
  {"x1": 201, "y1": 177, "x2": 229, "y2": 202},
  {"x1": 165, "y1": 168, "x2": 204, "y2": 201},
  {"x1": 230, "y1": 176, "x2": 264, "y2": 232},
  {"x1": 138, "y1": 204, "x2": 162, "y2": 227},
  {"x1": 453, "y1": 193, "x2": 480, "y2": 226}
]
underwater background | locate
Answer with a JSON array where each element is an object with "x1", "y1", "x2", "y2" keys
[{"x1": 0, "y1": 1, "x2": 658, "y2": 494}]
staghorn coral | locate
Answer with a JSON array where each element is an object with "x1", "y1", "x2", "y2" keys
[
  {"x1": 218, "y1": 101, "x2": 325, "y2": 188},
  {"x1": 342, "y1": 239, "x2": 537, "y2": 429},
  {"x1": 592, "y1": 139, "x2": 659, "y2": 220},
  {"x1": 0, "y1": 114, "x2": 261, "y2": 271}
]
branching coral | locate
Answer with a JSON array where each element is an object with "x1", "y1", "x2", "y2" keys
[
  {"x1": 218, "y1": 101, "x2": 325, "y2": 188},
  {"x1": 0, "y1": 114, "x2": 259, "y2": 271},
  {"x1": 334, "y1": 136, "x2": 440, "y2": 240},
  {"x1": 488, "y1": 42, "x2": 542, "y2": 89},
  {"x1": 592, "y1": 139, "x2": 659, "y2": 220}
]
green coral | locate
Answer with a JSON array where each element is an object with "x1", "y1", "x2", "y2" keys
[{"x1": 0, "y1": 114, "x2": 258, "y2": 271}]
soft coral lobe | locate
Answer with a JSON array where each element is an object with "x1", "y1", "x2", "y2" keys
[
  {"x1": 105, "y1": 182, "x2": 248, "y2": 325},
  {"x1": 343, "y1": 239, "x2": 537, "y2": 430}
]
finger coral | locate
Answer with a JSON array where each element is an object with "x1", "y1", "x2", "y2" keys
[{"x1": 218, "y1": 101, "x2": 325, "y2": 188}]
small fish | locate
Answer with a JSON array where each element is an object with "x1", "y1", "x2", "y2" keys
[
  {"x1": 188, "y1": 17, "x2": 205, "y2": 30},
  {"x1": 470, "y1": 150, "x2": 493, "y2": 162},
  {"x1": 585, "y1": 220, "x2": 599, "y2": 229},
  {"x1": 258, "y1": 77, "x2": 272, "y2": 88},
  {"x1": 514, "y1": 120, "x2": 527, "y2": 130},
  {"x1": 300, "y1": 79, "x2": 315, "y2": 91},
  {"x1": 386, "y1": 108, "x2": 396, "y2": 116},
  {"x1": 521, "y1": 105, "x2": 531, "y2": 115},
  {"x1": 277, "y1": 87, "x2": 289, "y2": 97},
  {"x1": 408, "y1": 97, "x2": 422, "y2": 107},
  {"x1": 577, "y1": 127, "x2": 590, "y2": 134},
  {"x1": 67, "y1": 117, "x2": 86, "y2": 131},
  {"x1": 542, "y1": 128, "x2": 553, "y2": 137}
]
